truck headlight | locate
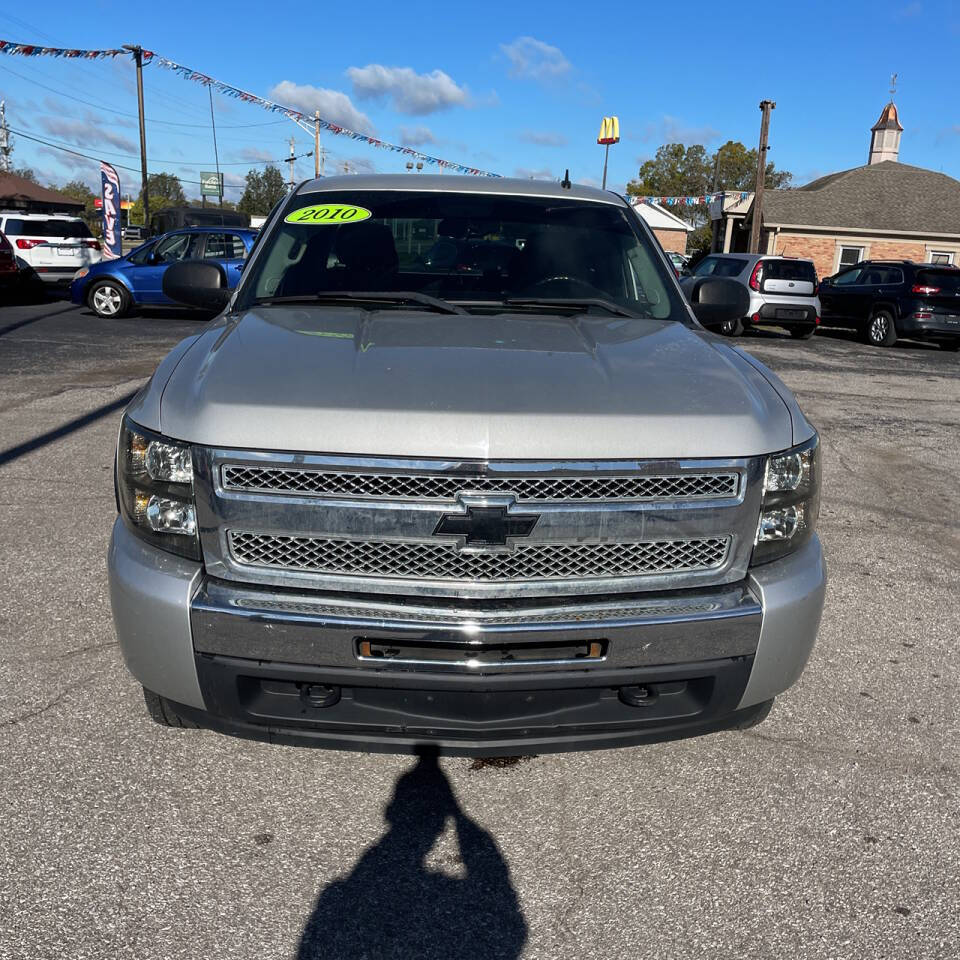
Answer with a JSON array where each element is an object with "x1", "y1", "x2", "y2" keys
[
  {"x1": 116, "y1": 417, "x2": 200, "y2": 561},
  {"x1": 752, "y1": 434, "x2": 820, "y2": 565}
]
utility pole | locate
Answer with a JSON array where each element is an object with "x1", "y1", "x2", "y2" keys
[
  {"x1": 0, "y1": 100, "x2": 10, "y2": 173},
  {"x1": 123, "y1": 45, "x2": 150, "y2": 232},
  {"x1": 287, "y1": 135, "x2": 296, "y2": 190},
  {"x1": 314, "y1": 112, "x2": 320, "y2": 178},
  {"x1": 209, "y1": 86, "x2": 222, "y2": 208},
  {"x1": 749, "y1": 99, "x2": 775, "y2": 255}
]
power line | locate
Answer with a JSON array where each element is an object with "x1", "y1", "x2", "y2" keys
[
  {"x1": 8, "y1": 127, "x2": 246, "y2": 190},
  {"x1": 0, "y1": 60, "x2": 286, "y2": 129}
]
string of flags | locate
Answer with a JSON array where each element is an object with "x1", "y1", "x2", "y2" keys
[
  {"x1": 151, "y1": 54, "x2": 502, "y2": 178},
  {"x1": 0, "y1": 39, "x2": 125, "y2": 59},
  {"x1": 0, "y1": 39, "x2": 502, "y2": 177},
  {"x1": 630, "y1": 192, "x2": 750, "y2": 208}
]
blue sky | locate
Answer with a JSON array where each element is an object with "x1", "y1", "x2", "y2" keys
[{"x1": 1, "y1": 0, "x2": 958, "y2": 201}]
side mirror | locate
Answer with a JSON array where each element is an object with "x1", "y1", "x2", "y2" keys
[
  {"x1": 685, "y1": 277, "x2": 750, "y2": 330},
  {"x1": 163, "y1": 260, "x2": 231, "y2": 311}
]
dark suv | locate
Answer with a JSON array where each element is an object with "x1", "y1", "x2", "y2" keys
[{"x1": 819, "y1": 260, "x2": 960, "y2": 350}]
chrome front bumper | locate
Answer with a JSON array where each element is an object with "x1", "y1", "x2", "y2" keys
[{"x1": 109, "y1": 518, "x2": 825, "y2": 748}]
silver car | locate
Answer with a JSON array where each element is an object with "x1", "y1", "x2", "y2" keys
[
  {"x1": 108, "y1": 175, "x2": 826, "y2": 755},
  {"x1": 683, "y1": 253, "x2": 821, "y2": 339}
]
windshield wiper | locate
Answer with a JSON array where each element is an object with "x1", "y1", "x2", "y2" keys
[
  {"x1": 252, "y1": 290, "x2": 466, "y2": 315},
  {"x1": 503, "y1": 297, "x2": 641, "y2": 318}
]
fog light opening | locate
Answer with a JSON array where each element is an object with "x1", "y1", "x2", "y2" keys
[
  {"x1": 298, "y1": 683, "x2": 341, "y2": 708},
  {"x1": 619, "y1": 684, "x2": 659, "y2": 708}
]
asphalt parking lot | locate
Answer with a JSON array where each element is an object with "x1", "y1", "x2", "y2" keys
[{"x1": 1, "y1": 297, "x2": 958, "y2": 959}]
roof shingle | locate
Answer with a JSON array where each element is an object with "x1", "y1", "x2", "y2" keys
[{"x1": 761, "y1": 161, "x2": 960, "y2": 236}]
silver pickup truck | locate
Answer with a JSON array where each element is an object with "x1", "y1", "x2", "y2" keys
[{"x1": 109, "y1": 175, "x2": 825, "y2": 756}]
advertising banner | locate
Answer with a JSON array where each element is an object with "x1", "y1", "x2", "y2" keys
[{"x1": 99, "y1": 162, "x2": 122, "y2": 259}]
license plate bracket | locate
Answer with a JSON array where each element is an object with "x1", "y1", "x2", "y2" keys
[{"x1": 776, "y1": 308, "x2": 805, "y2": 320}]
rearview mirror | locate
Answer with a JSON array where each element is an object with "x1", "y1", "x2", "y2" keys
[
  {"x1": 684, "y1": 277, "x2": 750, "y2": 330},
  {"x1": 163, "y1": 260, "x2": 231, "y2": 311}
]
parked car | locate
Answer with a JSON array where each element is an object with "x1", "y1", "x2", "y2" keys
[
  {"x1": 122, "y1": 225, "x2": 147, "y2": 243},
  {"x1": 666, "y1": 251, "x2": 689, "y2": 276},
  {"x1": 149, "y1": 206, "x2": 249, "y2": 236},
  {"x1": 681, "y1": 253, "x2": 820, "y2": 338},
  {"x1": 819, "y1": 260, "x2": 960, "y2": 350},
  {"x1": 107, "y1": 174, "x2": 826, "y2": 755},
  {"x1": 0, "y1": 212, "x2": 102, "y2": 286},
  {"x1": 71, "y1": 226, "x2": 257, "y2": 318},
  {"x1": 0, "y1": 229, "x2": 46, "y2": 303}
]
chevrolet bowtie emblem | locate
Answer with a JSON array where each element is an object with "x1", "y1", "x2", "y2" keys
[{"x1": 433, "y1": 505, "x2": 540, "y2": 548}]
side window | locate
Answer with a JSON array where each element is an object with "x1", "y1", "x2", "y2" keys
[
  {"x1": 692, "y1": 257, "x2": 717, "y2": 277},
  {"x1": 877, "y1": 267, "x2": 903, "y2": 285},
  {"x1": 833, "y1": 267, "x2": 863, "y2": 286},
  {"x1": 204, "y1": 233, "x2": 247, "y2": 259},
  {"x1": 154, "y1": 233, "x2": 201, "y2": 262},
  {"x1": 861, "y1": 268, "x2": 883, "y2": 286},
  {"x1": 127, "y1": 242, "x2": 156, "y2": 265}
]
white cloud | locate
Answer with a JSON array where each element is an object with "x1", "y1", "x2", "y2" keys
[
  {"x1": 37, "y1": 116, "x2": 137, "y2": 154},
  {"x1": 398, "y1": 125, "x2": 438, "y2": 147},
  {"x1": 500, "y1": 37, "x2": 571, "y2": 82},
  {"x1": 268, "y1": 81, "x2": 375, "y2": 135},
  {"x1": 514, "y1": 166, "x2": 556, "y2": 181},
  {"x1": 519, "y1": 129, "x2": 568, "y2": 147},
  {"x1": 347, "y1": 65, "x2": 469, "y2": 115},
  {"x1": 641, "y1": 116, "x2": 720, "y2": 146},
  {"x1": 234, "y1": 147, "x2": 278, "y2": 165}
]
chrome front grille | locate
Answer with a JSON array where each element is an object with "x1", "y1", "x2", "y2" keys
[
  {"x1": 220, "y1": 464, "x2": 739, "y2": 502},
  {"x1": 228, "y1": 532, "x2": 730, "y2": 583}
]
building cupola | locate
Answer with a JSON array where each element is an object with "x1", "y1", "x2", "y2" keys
[{"x1": 869, "y1": 77, "x2": 903, "y2": 165}]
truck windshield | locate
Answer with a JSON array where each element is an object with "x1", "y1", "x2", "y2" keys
[{"x1": 237, "y1": 190, "x2": 682, "y2": 319}]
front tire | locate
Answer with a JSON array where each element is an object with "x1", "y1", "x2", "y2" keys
[
  {"x1": 88, "y1": 279, "x2": 131, "y2": 319},
  {"x1": 789, "y1": 324, "x2": 817, "y2": 340},
  {"x1": 142, "y1": 687, "x2": 198, "y2": 728},
  {"x1": 864, "y1": 309, "x2": 897, "y2": 347},
  {"x1": 719, "y1": 317, "x2": 744, "y2": 337}
]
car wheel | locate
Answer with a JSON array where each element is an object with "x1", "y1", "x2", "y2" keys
[
  {"x1": 88, "y1": 279, "x2": 130, "y2": 318},
  {"x1": 864, "y1": 309, "x2": 897, "y2": 347},
  {"x1": 142, "y1": 688, "x2": 198, "y2": 728},
  {"x1": 789, "y1": 324, "x2": 817, "y2": 340},
  {"x1": 719, "y1": 317, "x2": 744, "y2": 337}
]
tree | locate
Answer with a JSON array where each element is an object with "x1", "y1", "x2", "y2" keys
[
  {"x1": 56, "y1": 179, "x2": 101, "y2": 237},
  {"x1": 626, "y1": 140, "x2": 792, "y2": 207},
  {"x1": 238, "y1": 165, "x2": 287, "y2": 218},
  {"x1": 129, "y1": 171, "x2": 187, "y2": 225},
  {"x1": 12, "y1": 166, "x2": 38, "y2": 182}
]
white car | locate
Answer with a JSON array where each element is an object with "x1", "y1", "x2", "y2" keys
[{"x1": 0, "y1": 212, "x2": 103, "y2": 285}]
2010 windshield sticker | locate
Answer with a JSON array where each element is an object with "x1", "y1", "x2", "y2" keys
[{"x1": 284, "y1": 204, "x2": 373, "y2": 225}]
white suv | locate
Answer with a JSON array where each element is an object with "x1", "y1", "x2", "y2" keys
[
  {"x1": 0, "y1": 212, "x2": 103, "y2": 285},
  {"x1": 682, "y1": 253, "x2": 821, "y2": 339}
]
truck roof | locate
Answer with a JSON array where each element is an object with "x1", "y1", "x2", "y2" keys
[{"x1": 295, "y1": 174, "x2": 625, "y2": 206}]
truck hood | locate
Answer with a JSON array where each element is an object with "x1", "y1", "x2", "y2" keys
[{"x1": 157, "y1": 306, "x2": 795, "y2": 459}]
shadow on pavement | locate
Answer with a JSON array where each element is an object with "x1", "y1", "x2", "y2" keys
[
  {"x1": 0, "y1": 301, "x2": 79, "y2": 338},
  {"x1": 296, "y1": 748, "x2": 528, "y2": 960},
  {"x1": 0, "y1": 390, "x2": 136, "y2": 467}
]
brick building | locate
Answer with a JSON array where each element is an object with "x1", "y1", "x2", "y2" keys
[
  {"x1": 630, "y1": 200, "x2": 693, "y2": 254},
  {"x1": 712, "y1": 101, "x2": 960, "y2": 278}
]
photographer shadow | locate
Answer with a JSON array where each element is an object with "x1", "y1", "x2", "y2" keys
[{"x1": 297, "y1": 748, "x2": 528, "y2": 960}]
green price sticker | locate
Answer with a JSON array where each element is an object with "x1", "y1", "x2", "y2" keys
[{"x1": 284, "y1": 203, "x2": 373, "y2": 225}]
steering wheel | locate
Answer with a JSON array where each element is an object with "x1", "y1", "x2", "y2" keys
[{"x1": 523, "y1": 275, "x2": 609, "y2": 298}]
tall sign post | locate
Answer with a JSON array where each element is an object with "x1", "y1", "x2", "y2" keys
[
  {"x1": 597, "y1": 116, "x2": 620, "y2": 190},
  {"x1": 200, "y1": 172, "x2": 224, "y2": 205}
]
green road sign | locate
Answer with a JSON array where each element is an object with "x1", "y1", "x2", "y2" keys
[{"x1": 201, "y1": 171, "x2": 223, "y2": 197}]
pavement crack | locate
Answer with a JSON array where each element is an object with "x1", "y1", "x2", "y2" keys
[
  {"x1": 0, "y1": 674, "x2": 97, "y2": 729},
  {"x1": 2, "y1": 639, "x2": 119, "y2": 665}
]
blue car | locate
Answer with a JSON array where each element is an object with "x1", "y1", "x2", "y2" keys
[{"x1": 71, "y1": 226, "x2": 258, "y2": 318}]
